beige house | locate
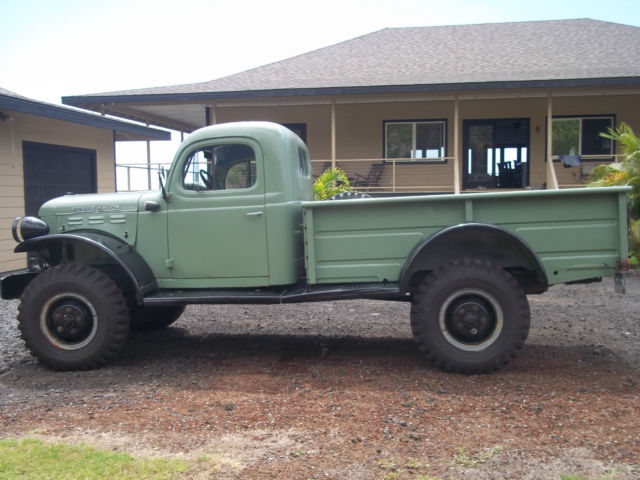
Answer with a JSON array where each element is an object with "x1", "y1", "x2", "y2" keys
[
  {"x1": 0, "y1": 88, "x2": 169, "y2": 272},
  {"x1": 64, "y1": 19, "x2": 640, "y2": 193}
]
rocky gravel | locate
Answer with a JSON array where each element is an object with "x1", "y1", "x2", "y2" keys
[{"x1": 0, "y1": 275, "x2": 639, "y2": 479}]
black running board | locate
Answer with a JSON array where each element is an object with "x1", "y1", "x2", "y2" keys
[{"x1": 143, "y1": 283, "x2": 407, "y2": 306}]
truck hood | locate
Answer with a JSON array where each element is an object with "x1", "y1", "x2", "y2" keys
[{"x1": 39, "y1": 192, "x2": 145, "y2": 245}]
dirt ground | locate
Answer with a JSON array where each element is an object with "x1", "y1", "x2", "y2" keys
[{"x1": 0, "y1": 275, "x2": 639, "y2": 479}]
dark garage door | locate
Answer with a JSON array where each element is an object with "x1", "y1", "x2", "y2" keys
[
  {"x1": 22, "y1": 141, "x2": 97, "y2": 216},
  {"x1": 22, "y1": 141, "x2": 97, "y2": 269}
]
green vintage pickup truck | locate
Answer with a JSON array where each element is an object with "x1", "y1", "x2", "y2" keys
[{"x1": 2, "y1": 122, "x2": 630, "y2": 373}]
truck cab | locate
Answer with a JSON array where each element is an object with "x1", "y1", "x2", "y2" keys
[{"x1": 137, "y1": 122, "x2": 313, "y2": 288}]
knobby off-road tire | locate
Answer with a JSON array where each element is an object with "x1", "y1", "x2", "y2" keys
[
  {"x1": 410, "y1": 258, "x2": 530, "y2": 373},
  {"x1": 129, "y1": 305, "x2": 186, "y2": 331},
  {"x1": 18, "y1": 264, "x2": 130, "y2": 370}
]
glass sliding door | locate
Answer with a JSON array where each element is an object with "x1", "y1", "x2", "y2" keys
[{"x1": 463, "y1": 118, "x2": 530, "y2": 189}]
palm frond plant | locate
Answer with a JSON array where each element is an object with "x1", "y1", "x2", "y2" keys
[
  {"x1": 590, "y1": 122, "x2": 640, "y2": 215},
  {"x1": 313, "y1": 167, "x2": 352, "y2": 200},
  {"x1": 589, "y1": 122, "x2": 640, "y2": 265}
]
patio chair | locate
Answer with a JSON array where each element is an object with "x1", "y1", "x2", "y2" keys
[{"x1": 351, "y1": 163, "x2": 385, "y2": 189}]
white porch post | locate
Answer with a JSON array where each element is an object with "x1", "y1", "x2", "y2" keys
[
  {"x1": 146, "y1": 123, "x2": 152, "y2": 190},
  {"x1": 331, "y1": 101, "x2": 336, "y2": 168},
  {"x1": 453, "y1": 98, "x2": 461, "y2": 194},
  {"x1": 209, "y1": 104, "x2": 217, "y2": 125},
  {"x1": 546, "y1": 94, "x2": 559, "y2": 189}
]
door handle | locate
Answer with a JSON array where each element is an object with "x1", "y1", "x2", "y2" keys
[{"x1": 246, "y1": 211, "x2": 263, "y2": 217}]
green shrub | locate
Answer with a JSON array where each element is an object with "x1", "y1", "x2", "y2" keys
[
  {"x1": 589, "y1": 123, "x2": 640, "y2": 262},
  {"x1": 313, "y1": 167, "x2": 352, "y2": 200}
]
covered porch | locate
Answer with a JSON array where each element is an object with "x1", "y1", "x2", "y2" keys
[
  {"x1": 94, "y1": 86, "x2": 639, "y2": 194},
  {"x1": 204, "y1": 87, "x2": 638, "y2": 194}
]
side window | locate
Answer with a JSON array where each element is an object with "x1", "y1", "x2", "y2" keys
[
  {"x1": 298, "y1": 147, "x2": 310, "y2": 178},
  {"x1": 182, "y1": 143, "x2": 257, "y2": 191}
]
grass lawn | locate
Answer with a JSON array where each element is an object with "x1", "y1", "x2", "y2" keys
[{"x1": 0, "y1": 437, "x2": 200, "y2": 480}]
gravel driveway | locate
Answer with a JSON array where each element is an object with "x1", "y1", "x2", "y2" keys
[{"x1": 1, "y1": 275, "x2": 639, "y2": 479}]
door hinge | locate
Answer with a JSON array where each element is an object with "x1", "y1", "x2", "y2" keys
[{"x1": 165, "y1": 258, "x2": 174, "y2": 269}]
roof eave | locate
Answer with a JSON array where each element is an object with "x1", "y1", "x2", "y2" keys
[
  {"x1": 0, "y1": 95, "x2": 170, "y2": 141},
  {"x1": 62, "y1": 76, "x2": 640, "y2": 107}
]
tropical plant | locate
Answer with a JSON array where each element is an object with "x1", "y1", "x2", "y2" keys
[
  {"x1": 589, "y1": 122, "x2": 640, "y2": 264},
  {"x1": 313, "y1": 167, "x2": 352, "y2": 200},
  {"x1": 630, "y1": 218, "x2": 640, "y2": 266},
  {"x1": 589, "y1": 122, "x2": 640, "y2": 216}
]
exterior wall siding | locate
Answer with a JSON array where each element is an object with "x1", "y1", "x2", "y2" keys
[
  {"x1": 213, "y1": 88, "x2": 640, "y2": 193},
  {"x1": 0, "y1": 111, "x2": 115, "y2": 272}
]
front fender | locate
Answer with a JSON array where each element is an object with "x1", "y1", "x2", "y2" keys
[{"x1": 12, "y1": 231, "x2": 157, "y2": 303}]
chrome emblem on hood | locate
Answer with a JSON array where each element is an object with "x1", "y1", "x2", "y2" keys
[{"x1": 72, "y1": 204, "x2": 121, "y2": 213}]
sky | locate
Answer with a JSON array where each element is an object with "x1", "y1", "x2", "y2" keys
[{"x1": 1, "y1": 0, "x2": 639, "y2": 187}]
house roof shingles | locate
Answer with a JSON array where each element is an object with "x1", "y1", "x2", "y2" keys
[{"x1": 65, "y1": 19, "x2": 640, "y2": 102}]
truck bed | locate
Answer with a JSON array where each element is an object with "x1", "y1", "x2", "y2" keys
[{"x1": 302, "y1": 187, "x2": 629, "y2": 287}]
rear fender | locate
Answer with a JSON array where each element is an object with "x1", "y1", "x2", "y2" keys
[
  {"x1": 10, "y1": 232, "x2": 157, "y2": 303},
  {"x1": 399, "y1": 223, "x2": 548, "y2": 294}
]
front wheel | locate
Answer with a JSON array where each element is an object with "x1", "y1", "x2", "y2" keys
[
  {"x1": 18, "y1": 264, "x2": 130, "y2": 370},
  {"x1": 410, "y1": 259, "x2": 530, "y2": 373}
]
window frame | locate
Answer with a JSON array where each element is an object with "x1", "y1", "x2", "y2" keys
[
  {"x1": 550, "y1": 114, "x2": 616, "y2": 162},
  {"x1": 178, "y1": 140, "x2": 260, "y2": 194},
  {"x1": 383, "y1": 119, "x2": 448, "y2": 164}
]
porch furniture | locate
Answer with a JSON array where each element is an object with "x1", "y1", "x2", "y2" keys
[{"x1": 351, "y1": 163, "x2": 385, "y2": 189}]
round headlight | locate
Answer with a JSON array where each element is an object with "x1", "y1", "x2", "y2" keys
[{"x1": 12, "y1": 217, "x2": 50, "y2": 242}]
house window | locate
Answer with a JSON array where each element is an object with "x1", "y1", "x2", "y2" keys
[
  {"x1": 282, "y1": 123, "x2": 307, "y2": 143},
  {"x1": 552, "y1": 116, "x2": 614, "y2": 160},
  {"x1": 384, "y1": 120, "x2": 447, "y2": 162}
]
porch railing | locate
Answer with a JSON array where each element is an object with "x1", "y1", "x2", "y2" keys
[
  {"x1": 313, "y1": 155, "x2": 627, "y2": 194},
  {"x1": 114, "y1": 155, "x2": 625, "y2": 193},
  {"x1": 116, "y1": 162, "x2": 171, "y2": 192},
  {"x1": 312, "y1": 158, "x2": 457, "y2": 194}
]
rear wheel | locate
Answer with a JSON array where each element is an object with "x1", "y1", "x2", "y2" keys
[
  {"x1": 410, "y1": 258, "x2": 530, "y2": 373},
  {"x1": 130, "y1": 305, "x2": 186, "y2": 331},
  {"x1": 18, "y1": 264, "x2": 129, "y2": 370}
]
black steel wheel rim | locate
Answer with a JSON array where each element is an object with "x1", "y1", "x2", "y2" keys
[
  {"x1": 439, "y1": 288, "x2": 503, "y2": 351},
  {"x1": 40, "y1": 293, "x2": 98, "y2": 350}
]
